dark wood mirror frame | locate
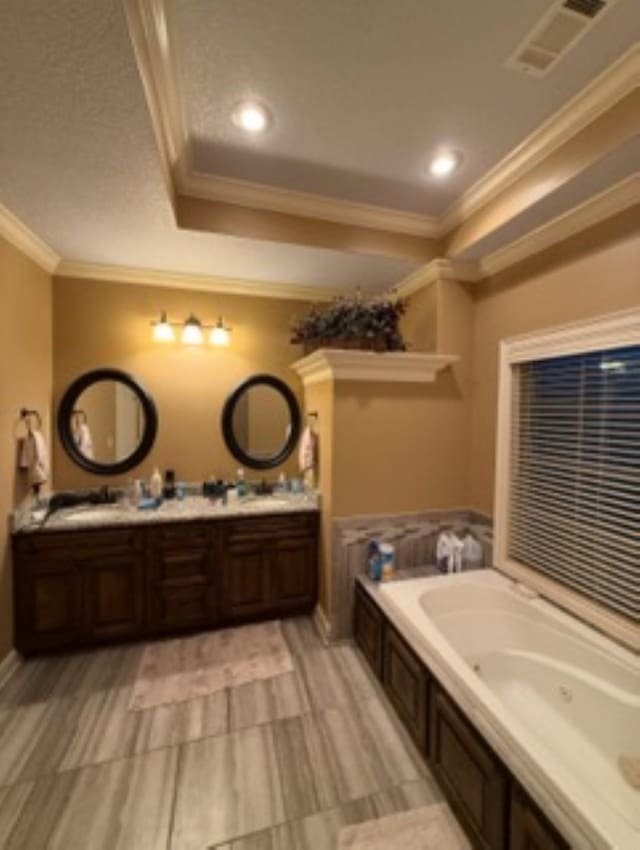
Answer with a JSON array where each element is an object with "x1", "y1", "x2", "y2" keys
[
  {"x1": 221, "y1": 373, "x2": 301, "y2": 470},
  {"x1": 57, "y1": 368, "x2": 158, "y2": 475}
]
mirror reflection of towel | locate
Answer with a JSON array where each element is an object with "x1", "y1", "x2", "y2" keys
[
  {"x1": 75, "y1": 422, "x2": 94, "y2": 459},
  {"x1": 18, "y1": 429, "x2": 49, "y2": 488}
]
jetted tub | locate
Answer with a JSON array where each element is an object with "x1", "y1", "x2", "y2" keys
[{"x1": 375, "y1": 569, "x2": 640, "y2": 849}]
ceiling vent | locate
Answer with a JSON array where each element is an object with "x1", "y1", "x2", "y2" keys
[{"x1": 505, "y1": 0, "x2": 618, "y2": 77}]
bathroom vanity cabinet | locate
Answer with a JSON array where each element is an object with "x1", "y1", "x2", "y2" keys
[
  {"x1": 354, "y1": 582, "x2": 570, "y2": 850},
  {"x1": 13, "y1": 510, "x2": 318, "y2": 655}
]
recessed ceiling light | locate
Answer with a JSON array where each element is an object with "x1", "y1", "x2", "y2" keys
[
  {"x1": 429, "y1": 150, "x2": 462, "y2": 178},
  {"x1": 231, "y1": 101, "x2": 272, "y2": 134}
]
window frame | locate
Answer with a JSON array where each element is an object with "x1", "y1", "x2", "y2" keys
[{"x1": 494, "y1": 307, "x2": 640, "y2": 651}]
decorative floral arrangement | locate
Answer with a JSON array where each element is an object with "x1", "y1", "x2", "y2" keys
[{"x1": 291, "y1": 292, "x2": 408, "y2": 354}]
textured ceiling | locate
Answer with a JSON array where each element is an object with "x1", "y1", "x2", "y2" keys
[
  {"x1": 0, "y1": 0, "x2": 637, "y2": 292},
  {"x1": 0, "y1": 0, "x2": 417, "y2": 292},
  {"x1": 175, "y1": 0, "x2": 640, "y2": 215}
]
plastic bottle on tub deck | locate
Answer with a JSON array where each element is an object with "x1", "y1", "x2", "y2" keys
[{"x1": 379, "y1": 543, "x2": 396, "y2": 581}]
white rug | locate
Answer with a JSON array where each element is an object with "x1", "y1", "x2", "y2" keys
[
  {"x1": 338, "y1": 804, "x2": 471, "y2": 850},
  {"x1": 129, "y1": 620, "x2": 293, "y2": 711}
]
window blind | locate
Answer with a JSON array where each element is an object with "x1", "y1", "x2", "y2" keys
[{"x1": 509, "y1": 344, "x2": 640, "y2": 623}]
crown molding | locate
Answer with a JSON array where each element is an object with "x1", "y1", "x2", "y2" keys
[
  {"x1": 0, "y1": 203, "x2": 60, "y2": 273},
  {"x1": 479, "y1": 172, "x2": 640, "y2": 279},
  {"x1": 292, "y1": 349, "x2": 459, "y2": 386},
  {"x1": 180, "y1": 170, "x2": 441, "y2": 239},
  {"x1": 54, "y1": 260, "x2": 343, "y2": 302},
  {"x1": 440, "y1": 44, "x2": 640, "y2": 235},
  {"x1": 394, "y1": 258, "x2": 481, "y2": 298},
  {"x1": 123, "y1": 0, "x2": 190, "y2": 197}
]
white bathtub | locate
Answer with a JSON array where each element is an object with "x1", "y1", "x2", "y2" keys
[{"x1": 375, "y1": 569, "x2": 640, "y2": 850}]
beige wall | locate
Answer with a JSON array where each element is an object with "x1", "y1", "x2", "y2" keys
[
  {"x1": 331, "y1": 279, "x2": 473, "y2": 517},
  {"x1": 0, "y1": 236, "x2": 52, "y2": 660},
  {"x1": 470, "y1": 222, "x2": 640, "y2": 515},
  {"x1": 53, "y1": 277, "x2": 312, "y2": 489}
]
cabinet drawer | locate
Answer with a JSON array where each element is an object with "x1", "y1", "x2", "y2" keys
[
  {"x1": 151, "y1": 522, "x2": 213, "y2": 550},
  {"x1": 353, "y1": 584, "x2": 384, "y2": 680},
  {"x1": 430, "y1": 685, "x2": 507, "y2": 850},
  {"x1": 510, "y1": 784, "x2": 569, "y2": 850},
  {"x1": 383, "y1": 624, "x2": 429, "y2": 750},
  {"x1": 151, "y1": 549, "x2": 212, "y2": 583},
  {"x1": 148, "y1": 582, "x2": 216, "y2": 632},
  {"x1": 225, "y1": 512, "x2": 316, "y2": 542},
  {"x1": 15, "y1": 528, "x2": 143, "y2": 556}
]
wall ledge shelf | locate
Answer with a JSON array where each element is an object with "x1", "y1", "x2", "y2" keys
[{"x1": 292, "y1": 349, "x2": 459, "y2": 385}]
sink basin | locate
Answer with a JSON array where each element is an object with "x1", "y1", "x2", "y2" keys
[
  {"x1": 55, "y1": 505, "x2": 122, "y2": 524},
  {"x1": 244, "y1": 497, "x2": 291, "y2": 511}
]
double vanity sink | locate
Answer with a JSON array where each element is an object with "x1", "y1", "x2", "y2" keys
[
  {"x1": 41, "y1": 493, "x2": 313, "y2": 530},
  {"x1": 13, "y1": 493, "x2": 320, "y2": 656}
]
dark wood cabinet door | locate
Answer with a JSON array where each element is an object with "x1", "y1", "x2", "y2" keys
[
  {"x1": 271, "y1": 536, "x2": 316, "y2": 611},
  {"x1": 353, "y1": 584, "x2": 384, "y2": 680},
  {"x1": 15, "y1": 559, "x2": 84, "y2": 653},
  {"x1": 383, "y1": 624, "x2": 429, "y2": 751},
  {"x1": 222, "y1": 542, "x2": 271, "y2": 620},
  {"x1": 430, "y1": 685, "x2": 507, "y2": 850},
  {"x1": 510, "y1": 784, "x2": 569, "y2": 850},
  {"x1": 84, "y1": 553, "x2": 145, "y2": 640}
]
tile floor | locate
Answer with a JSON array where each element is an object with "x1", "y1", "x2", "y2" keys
[{"x1": 0, "y1": 618, "x2": 448, "y2": 849}]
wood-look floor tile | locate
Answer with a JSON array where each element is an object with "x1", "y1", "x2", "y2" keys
[
  {"x1": 172, "y1": 724, "x2": 286, "y2": 849},
  {"x1": 295, "y1": 644, "x2": 378, "y2": 711},
  {"x1": 229, "y1": 670, "x2": 310, "y2": 731},
  {"x1": 0, "y1": 782, "x2": 33, "y2": 845},
  {"x1": 209, "y1": 779, "x2": 441, "y2": 850},
  {"x1": 48, "y1": 746, "x2": 178, "y2": 850},
  {"x1": 273, "y1": 697, "x2": 425, "y2": 817},
  {"x1": 132, "y1": 689, "x2": 229, "y2": 753},
  {"x1": 280, "y1": 618, "x2": 325, "y2": 655},
  {"x1": 3, "y1": 770, "x2": 78, "y2": 849}
]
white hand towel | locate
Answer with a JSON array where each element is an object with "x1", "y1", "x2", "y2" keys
[
  {"x1": 77, "y1": 422, "x2": 94, "y2": 459},
  {"x1": 24, "y1": 429, "x2": 49, "y2": 488},
  {"x1": 298, "y1": 425, "x2": 317, "y2": 473}
]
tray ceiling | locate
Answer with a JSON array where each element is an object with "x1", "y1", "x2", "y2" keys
[{"x1": 0, "y1": 0, "x2": 637, "y2": 294}]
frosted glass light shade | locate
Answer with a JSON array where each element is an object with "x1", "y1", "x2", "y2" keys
[
  {"x1": 182, "y1": 315, "x2": 203, "y2": 345},
  {"x1": 210, "y1": 317, "x2": 231, "y2": 347},
  {"x1": 152, "y1": 312, "x2": 175, "y2": 343}
]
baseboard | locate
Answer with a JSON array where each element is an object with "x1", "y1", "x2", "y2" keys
[
  {"x1": 0, "y1": 648, "x2": 21, "y2": 692},
  {"x1": 312, "y1": 603, "x2": 333, "y2": 645}
]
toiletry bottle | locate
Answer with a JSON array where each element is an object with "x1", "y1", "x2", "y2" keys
[
  {"x1": 236, "y1": 468, "x2": 248, "y2": 499},
  {"x1": 149, "y1": 467, "x2": 163, "y2": 500},
  {"x1": 163, "y1": 469, "x2": 176, "y2": 499},
  {"x1": 131, "y1": 478, "x2": 143, "y2": 507}
]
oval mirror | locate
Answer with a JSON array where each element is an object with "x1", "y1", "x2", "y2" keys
[
  {"x1": 57, "y1": 368, "x2": 158, "y2": 475},
  {"x1": 222, "y1": 374, "x2": 301, "y2": 470}
]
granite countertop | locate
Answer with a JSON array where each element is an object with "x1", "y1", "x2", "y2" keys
[{"x1": 16, "y1": 493, "x2": 320, "y2": 535}]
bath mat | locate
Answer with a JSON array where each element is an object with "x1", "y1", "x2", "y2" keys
[
  {"x1": 337, "y1": 804, "x2": 470, "y2": 850},
  {"x1": 619, "y1": 755, "x2": 640, "y2": 790},
  {"x1": 129, "y1": 621, "x2": 293, "y2": 711}
]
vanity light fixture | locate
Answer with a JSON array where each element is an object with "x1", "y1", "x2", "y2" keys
[
  {"x1": 231, "y1": 100, "x2": 272, "y2": 134},
  {"x1": 429, "y1": 150, "x2": 463, "y2": 178},
  {"x1": 210, "y1": 317, "x2": 231, "y2": 347},
  {"x1": 150, "y1": 312, "x2": 232, "y2": 347},
  {"x1": 181, "y1": 314, "x2": 204, "y2": 346},
  {"x1": 152, "y1": 311, "x2": 176, "y2": 343}
]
